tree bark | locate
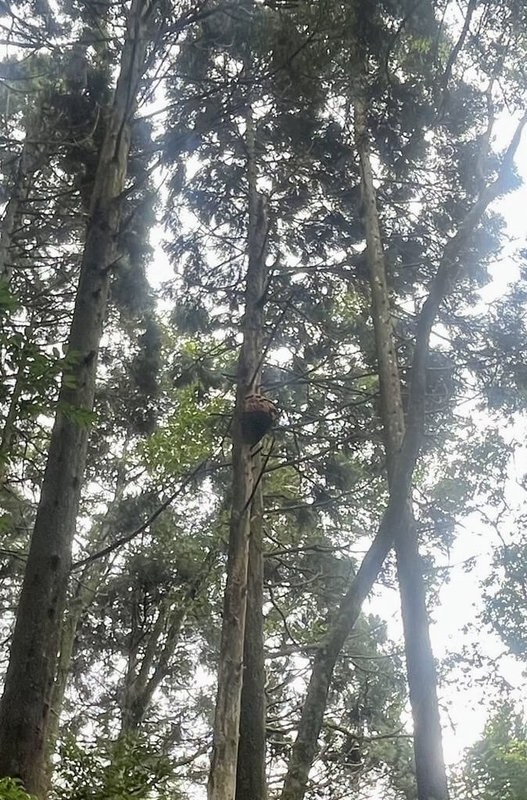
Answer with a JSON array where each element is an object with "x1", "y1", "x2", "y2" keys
[
  {"x1": 236, "y1": 476, "x2": 267, "y2": 800},
  {"x1": 208, "y1": 98, "x2": 269, "y2": 800},
  {"x1": 280, "y1": 499, "x2": 403, "y2": 800},
  {"x1": 353, "y1": 54, "x2": 448, "y2": 800},
  {"x1": 46, "y1": 467, "x2": 127, "y2": 770},
  {"x1": 0, "y1": 2, "x2": 155, "y2": 792},
  {"x1": 45, "y1": 568, "x2": 102, "y2": 761}
]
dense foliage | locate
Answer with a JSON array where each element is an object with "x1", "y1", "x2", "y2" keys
[{"x1": 0, "y1": 0, "x2": 526, "y2": 799}]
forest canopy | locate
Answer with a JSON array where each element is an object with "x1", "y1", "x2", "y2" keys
[{"x1": 0, "y1": 1, "x2": 527, "y2": 799}]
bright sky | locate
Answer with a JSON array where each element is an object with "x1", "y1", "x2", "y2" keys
[{"x1": 417, "y1": 124, "x2": 527, "y2": 764}]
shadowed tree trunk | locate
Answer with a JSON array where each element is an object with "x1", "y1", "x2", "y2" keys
[
  {"x1": 0, "y1": 321, "x2": 35, "y2": 482},
  {"x1": 352, "y1": 53, "x2": 448, "y2": 798},
  {"x1": 0, "y1": 109, "x2": 44, "y2": 281},
  {"x1": 45, "y1": 563, "x2": 106, "y2": 763},
  {"x1": 45, "y1": 465, "x2": 129, "y2": 771},
  {"x1": 120, "y1": 555, "x2": 213, "y2": 736},
  {"x1": 0, "y1": 108, "x2": 46, "y2": 482},
  {"x1": 235, "y1": 476, "x2": 267, "y2": 800},
  {"x1": 280, "y1": 501, "x2": 406, "y2": 800},
  {"x1": 208, "y1": 94, "x2": 270, "y2": 800},
  {"x1": 0, "y1": 1, "x2": 157, "y2": 791},
  {"x1": 280, "y1": 48, "x2": 526, "y2": 800}
]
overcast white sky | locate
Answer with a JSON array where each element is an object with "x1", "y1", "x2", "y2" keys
[{"x1": 416, "y1": 124, "x2": 527, "y2": 764}]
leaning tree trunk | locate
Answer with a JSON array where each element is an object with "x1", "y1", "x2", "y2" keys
[
  {"x1": 235, "y1": 476, "x2": 267, "y2": 800},
  {"x1": 280, "y1": 98, "x2": 527, "y2": 800},
  {"x1": 352, "y1": 52, "x2": 448, "y2": 800},
  {"x1": 119, "y1": 560, "x2": 210, "y2": 736},
  {"x1": 280, "y1": 489, "x2": 411, "y2": 800},
  {"x1": 207, "y1": 100, "x2": 269, "y2": 800},
  {"x1": 0, "y1": 1, "x2": 155, "y2": 792}
]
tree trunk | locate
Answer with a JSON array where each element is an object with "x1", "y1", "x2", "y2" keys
[
  {"x1": 121, "y1": 584, "x2": 143, "y2": 733},
  {"x1": 46, "y1": 467, "x2": 128, "y2": 771},
  {"x1": 352, "y1": 57, "x2": 448, "y2": 800},
  {"x1": 0, "y1": 323, "x2": 34, "y2": 483},
  {"x1": 236, "y1": 477, "x2": 267, "y2": 800},
  {"x1": 280, "y1": 500, "x2": 403, "y2": 800},
  {"x1": 45, "y1": 565, "x2": 103, "y2": 764},
  {"x1": 280, "y1": 84, "x2": 527, "y2": 800},
  {"x1": 208, "y1": 99, "x2": 269, "y2": 800},
  {"x1": 0, "y1": 111, "x2": 43, "y2": 281},
  {"x1": 120, "y1": 584, "x2": 199, "y2": 735},
  {"x1": 0, "y1": 2, "x2": 155, "y2": 792}
]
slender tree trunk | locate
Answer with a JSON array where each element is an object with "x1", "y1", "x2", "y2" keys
[
  {"x1": 0, "y1": 323, "x2": 34, "y2": 482},
  {"x1": 280, "y1": 92, "x2": 527, "y2": 800},
  {"x1": 208, "y1": 99, "x2": 269, "y2": 800},
  {"x1": 280, "y1": 502, "x2": 401, "y2": 800},
  {"x1": 353, "y1": 57, "x2": 449, "y2": 800},
  {"x1": 121, "y1": 585, "x2": 142, "y2": 732},
  {"x1": 0, "y1": 116, "x2": 42, "y2": 479},
  {"x1": 0, "y1": 113, "x2": 43, "y2": 281},
  {"x1": 45, "y1": 565, "x2": 103, "y2": 762},
  {"x1": 120, "y1": 586, "x2": 197, "y2": 735},
  {"x1": 0, "y1": 2, "x2": 155, "y2": 792},
  {"x1": 236, "y1": 477, "x2": 267, "y2": 800},
  {"x1": 46, "y1": 466, "x2": 127, "y2": 770}
]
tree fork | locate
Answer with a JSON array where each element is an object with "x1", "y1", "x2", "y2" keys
[
  {"x1": 280, "y1": 64, "x2": 527, "y2": 800},
  {"x1": 352, "y1": 50, "x2": 449, "y2": 800}
]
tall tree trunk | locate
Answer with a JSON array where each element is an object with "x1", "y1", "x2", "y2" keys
[
  {"x1": 0, "y1": 2, "x2": 155, "y2": 792},
  {"x1": 352, "y1": 56, "x2": 449, "y2": 800},
  {"x1": 280, "y1": 96, "x2": 527, "y2": 800},
  {"x1": 208, "y1": 99, "x2": 269, "y2": 800},
  {"x1": 236, "y1": 477, "x2": 267, "y2": 800}
]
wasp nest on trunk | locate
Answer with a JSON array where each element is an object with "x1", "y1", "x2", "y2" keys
[{"x1": 240, "y1": 393, "x2": 279, "y2": 446}]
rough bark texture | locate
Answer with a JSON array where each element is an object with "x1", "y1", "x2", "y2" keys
[
  {"x1": 0, "y1": 2, "x2": 153, "y2": 792},
  {"x1": 236, "y1": 477, "x2": 267, "y2": 800},
  {"x1": 208, "y1": 97, "x2": 269, "y2": 800}
]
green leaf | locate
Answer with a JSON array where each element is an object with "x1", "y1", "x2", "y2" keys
[{"x1": 0, "y1": 778, "x2": 38, "y2": 800}]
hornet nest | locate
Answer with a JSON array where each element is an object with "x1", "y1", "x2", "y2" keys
[{"x1": 240, "y1": 393, "x2": 279, "y2": 446}]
